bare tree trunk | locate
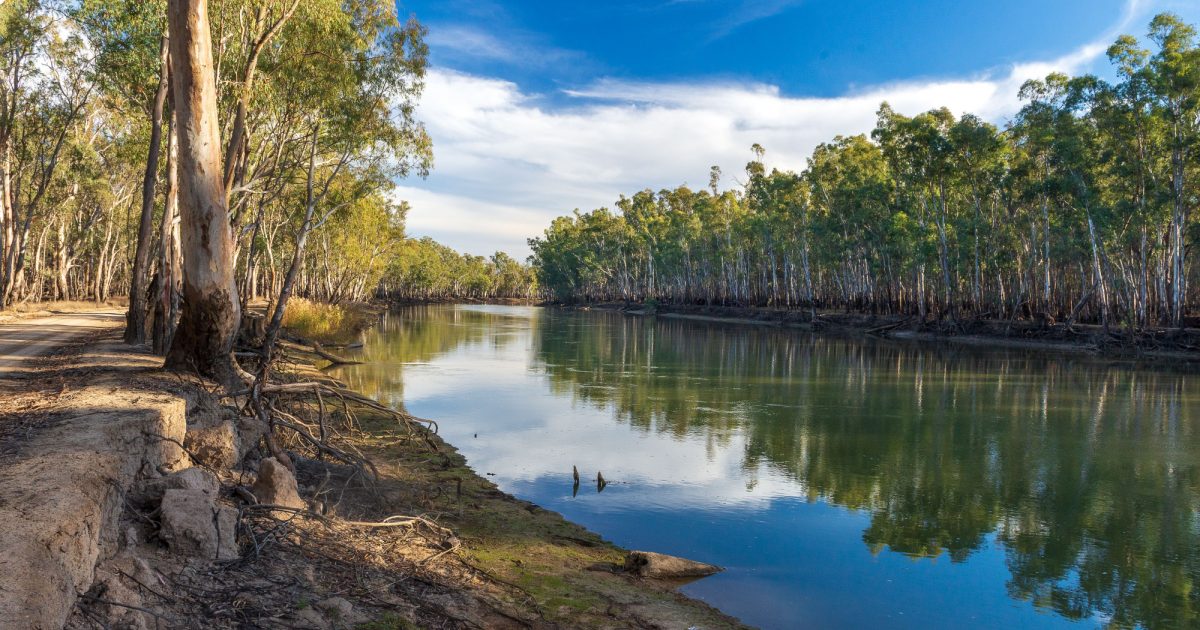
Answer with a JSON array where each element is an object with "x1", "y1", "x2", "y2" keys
[
  {"x1": 154, "y1": 107, "x2": 182, "y2": 355},
  {"x1": 1, "y1": 144, "x2": 16, "y2": 307},
  {"x1": 163, "y1": 0, "x2": 242, "y2": 386},
  {"x1": 126, "y1": 35, "x2": 171, "y2": 344},
  {"x1": 262, "y1": 125, "x2": 319, "y2": 356},
  {"x1": 0, "y1": 140, "x2": 11, "y2": 309},
  {"x1": 1170, "y1": 116, "x2": 1187, "y2": 327}
]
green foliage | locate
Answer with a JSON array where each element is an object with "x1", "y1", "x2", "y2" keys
[
  {"x1": 530, "y1": 13, "x2": 1200, "y2": 328},
  {"x1": 381, "y1": 237, "x2": 538, "y2": 301},
  {"x1": 0, "y1": 0, "x2": 498, "y2": 308}
]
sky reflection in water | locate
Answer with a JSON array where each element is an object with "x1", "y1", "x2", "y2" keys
[{"x1": 337, "y1": 305, "x2": 1200, "y2": 629}]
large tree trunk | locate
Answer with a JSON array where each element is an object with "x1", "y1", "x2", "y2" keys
[
  {"x1": 163, "y1": 0, "x2": 242, "y2": 387},
  {"x1": 125, "y1": 35, "x2": 171, "y2": 344}
]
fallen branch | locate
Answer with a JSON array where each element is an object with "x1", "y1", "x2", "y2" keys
[
  {"x1": 271, "y1": 413, "x2": 379, "y2": 481},
  {"x1": 252, "y1": 381, "x2": 439, "y2": 435},
  {"x1": 311, "y1": 341, "x2": 362, "y2": 365},
  {"x1": 341, "y1": 514, "x2": 454, "y2": 536},
  {"x1": 278, "y1": 336, "x2": 362, "y2": 365},
  {"x1": 864, "y1": 318, "x2": 910, "y2": 336}
]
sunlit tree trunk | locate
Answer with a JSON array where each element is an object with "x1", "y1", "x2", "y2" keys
[
  {"x1": 154, "y1": 107, "x2": 182, "y2": 355},
  {"x1": 163, "y1": 0, "x2": 242, "y2": 386}
]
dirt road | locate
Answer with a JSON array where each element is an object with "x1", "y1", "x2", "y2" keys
[{"x1": 0, "y1": 310, "x2": 124, "y2": 377}]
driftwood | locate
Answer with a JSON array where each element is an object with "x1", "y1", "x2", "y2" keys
[
  {"x1": 864, "y1": 318, "x2": 910, "y2": 336},
  {"x1": 311, "y1": 342, "x2": 362, "y2": 365},
  {"x1": 624, "y1": 551, "x2": 722, "y2": 579},
  {"x1": 277, "y1": 338, "x2": 362, "y2": 365}
]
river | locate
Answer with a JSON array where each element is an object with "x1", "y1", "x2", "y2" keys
[{"x1": 336, "y1": 304, "x2": 1200, "y2": 629}]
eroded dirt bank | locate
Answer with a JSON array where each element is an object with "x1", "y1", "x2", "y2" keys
[{"x1": 0, "y1": 315, "x2": 744, "y2": 629}]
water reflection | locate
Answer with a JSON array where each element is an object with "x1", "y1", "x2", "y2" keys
[
  {"x1": 341, "y1": 305, "x2": 1200, "y2": 629},
  {"x1": 337, "y1": 305, "x2": 512, "y2": 412}
]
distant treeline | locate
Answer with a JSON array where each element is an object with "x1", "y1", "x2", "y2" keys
[
  {"x1": 378, "y1": 237, "x2": 539, "y2": 302},
  {"x1": 530, "y1": 13, "x2": 1200, "y2": 329}
]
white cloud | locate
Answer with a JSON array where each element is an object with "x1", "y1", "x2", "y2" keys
[
  {"x1": 709, "y1": 0, "x2": 807, "y2": 40},
  {"x1": 425, "y1": 26, "x2": 517, "y2": 63},
  {"x1": 376, "y1": 315, "x2": 809, "y2": 510},
  {"x1": 399, "y1": 0, "x2": 1161, "y2": 259},
  {"x1": 396, "y1": 185, "x2": 548, "y2": 250},
  {"x1": 424, "y1": 24, "x2": 588, "y2": 70}
]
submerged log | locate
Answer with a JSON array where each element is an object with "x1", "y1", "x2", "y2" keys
[
  {"x1": 311, "y1": 342, "x2": 362, "y2": 365},
  {"x1": 624, "y1": 551, "x2": 722, "y2": 578},
  {"x1": 278, "y1": 337, "x2": 362, "y2": 365}
]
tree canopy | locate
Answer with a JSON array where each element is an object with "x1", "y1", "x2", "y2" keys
[
  {"x1": 0, "y1": 0, "x2": 536, "y2": 334},
  {"x1": 530, "y1": 13, "x2": 1200, "y2": 330}
]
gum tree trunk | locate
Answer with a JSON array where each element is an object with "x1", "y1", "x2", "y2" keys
[
  {"x1": 125, "y1": 35, "x2": 170, "y2": 344},
  {"x1": 163, "y1": 0, "x2": 242, "y2": 387}
]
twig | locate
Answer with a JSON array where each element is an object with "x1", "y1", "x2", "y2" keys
[{"x1": 78, "y1": 593, "x2": 179, "y2": 626}]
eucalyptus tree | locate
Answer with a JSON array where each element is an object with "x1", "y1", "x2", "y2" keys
[
  {"x1": 380, "y1": 237, "x2": 537, "y2": 301},
  {"x1": 872, "y1": 103, "x2": 924, "y2": 316},
  {"x1": 161, "y1": 0, "x2": 243, "y2": 386},
  {"x1": 1, "y1": 1, "x2": 95, "y2": 306},
  {"x1": 1144, "y1": 14, "x2": 1199, "y2": 326},
  {"x1": 907, "y1": 108, "x2": 957, "y2": 316},
  {"x1": 217, "y1": 0, "x2": 301, "y2": 199},
  {"x1": 0, "y1": 0, "x2": 45, "y2": 307},
  {"x1": 804, "y1": 134, "x2": 891, "y2": 310},
  {"x1": 256, "y1": 0, "x2": 431, "y2": 363},
  {"x1": 949, "y1": 114, "x2": 1004, "y2": 311},
  {"x1": 75, "y1": 0, "x2": 169, "y2": 341},
  {"x1": 1096, "y1": 35, "x2": 1163, "y2": 327},
  {"x1": 530, "y1": 13, "x2": 1200, "y2": 329}
]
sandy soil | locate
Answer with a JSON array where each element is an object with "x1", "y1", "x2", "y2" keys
[{"x1": 0, "y1": 310, "x2": 124, "y2": 377}]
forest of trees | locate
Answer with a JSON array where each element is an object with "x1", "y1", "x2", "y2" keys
[
  {"x1": 381, "y1": 237, "x2": 539, "y2": 301},
  {"x1": 530, "y1": 13, "x2": 1200, "y2": 330},
  {"x1": 0, "y1": 0, "x2": 536, "y2": 348}
]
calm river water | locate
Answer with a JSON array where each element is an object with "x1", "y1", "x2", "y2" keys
[{"x1": 336, "y1": 304, "x2": 1200, "y2": 629}]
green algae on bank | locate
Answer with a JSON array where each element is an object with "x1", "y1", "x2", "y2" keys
[
  {"x1": 345, "y1": 404, "x2": 747, "y2": 628},
  {"x1": 276, "y1": 339, "x2": 746, "y2": 629}
]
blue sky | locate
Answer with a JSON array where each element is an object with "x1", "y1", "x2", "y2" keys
[{"x1": 393, "y1": 0, "x2": 1200, "y2": 258}]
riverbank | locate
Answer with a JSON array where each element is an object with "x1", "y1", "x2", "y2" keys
[
  {"x1": 0, "y1": 309, "x2": 743, "y2": 629},
  {"x1": 572, "y1": 301, "x2": 1200, "y2": 363},
  {"x1": 383, "y1": 296, "x2": 541, "y2": 307}
]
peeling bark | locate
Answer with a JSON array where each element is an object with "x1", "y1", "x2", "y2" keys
[{"x1": 163, "y1": 0, "x2": 242, "y2": 387}]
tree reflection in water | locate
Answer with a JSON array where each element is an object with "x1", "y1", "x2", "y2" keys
[{"x1": 344, "y1": 305, "x2": 1200, "y2": 629}]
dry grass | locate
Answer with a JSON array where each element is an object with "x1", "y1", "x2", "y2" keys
[{"x1": 279, "y1": 298, "x2": 374, "y2": 344}]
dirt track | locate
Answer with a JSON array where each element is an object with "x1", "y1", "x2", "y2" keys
[{"x1": 0, "y1": 310, "x2": 123, "y2": 377}]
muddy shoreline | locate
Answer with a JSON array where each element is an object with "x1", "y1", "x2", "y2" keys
[
  {"x1": 561, "y1": 301, "x2": 1200, "y2": 365},
  {"x1": 382, "y1": 296, "x2": 540, "y2": 307}
]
